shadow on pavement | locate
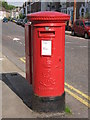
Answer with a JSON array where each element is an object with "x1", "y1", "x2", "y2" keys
[{"x1": 2, "y1": 72, "x2": 33, "y2": 109}]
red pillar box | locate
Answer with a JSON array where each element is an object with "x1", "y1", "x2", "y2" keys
[{"x1": 27, "y1": 11, "x2": 70, "y2": 112}]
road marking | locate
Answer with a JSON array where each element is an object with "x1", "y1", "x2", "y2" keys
[
  {"x1": 0, "y1": 58, "x2": 3, "y2": 61},
  {"x1": 13, "y1": 38, "x2": 20, "y2": 41},
  {"x1": 65, "y1": 88, "x2": 90, "y2": 108},
  {"x1": 65, "y1": 42, "x2": 72, "y2": 44},
  {"x1": 19, "y1": 42, "x2": 22, "y2": 44},
  {"x1": 79, "y1": 46, "x2": 88, "y2": 48},
  {"x1": 20, "y1": 57, "x2": 26, "y2": 63},
  {"x1": 65, "y1": 82, "x2": 90, "y2": 101},
  {"x1": 67, "y1": 35, "x2": 88, "y2": 41},
  {"x1": 79, "y1": 38, "x2": 85, "y2": 40},
  {"x1": 7, "y1": 36, "x2": 12, "y2": 39},
  {"x1": 19, "y1": 57, "x2": 90, "y2": 107}
]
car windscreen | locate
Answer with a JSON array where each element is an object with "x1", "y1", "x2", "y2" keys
[
  {"x1": 85, "y1": 21, "x2": 90, "y2": 26},
  {"x1": 20, "y1": 19, "x2": 23, "y2": 22}
]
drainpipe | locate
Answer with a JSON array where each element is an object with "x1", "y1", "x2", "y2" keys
[
  {"x1": 26, "y1": 2, "x2": 28, "y2": 16},
  {"x1": 73, "y1": 0, "x2": 76, "y2": 22}
]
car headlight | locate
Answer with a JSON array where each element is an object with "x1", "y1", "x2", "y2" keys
[{"x1": 89, "y1": 30, "x2": 90, "y2": 32}]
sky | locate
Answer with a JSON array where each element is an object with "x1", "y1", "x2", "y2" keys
[
  {"x1": 6, "y1": 0, "x2": 27, "y2": 6},
  {"x1": 5, "y1": 0, "x2": 90, "y2": 7}
]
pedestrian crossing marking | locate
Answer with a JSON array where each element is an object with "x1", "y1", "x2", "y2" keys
[{"x1": 20, "y1": 56, "x2": 90, "y2": 108}]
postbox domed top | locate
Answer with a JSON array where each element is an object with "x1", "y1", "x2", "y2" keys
[{"x1": 27, "y1": 11, "x2": 70, "y2": 23}]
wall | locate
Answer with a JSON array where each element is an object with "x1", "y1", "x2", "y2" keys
[{"x1": 0, "y1": 11, "x2": 6, "y2": 20}]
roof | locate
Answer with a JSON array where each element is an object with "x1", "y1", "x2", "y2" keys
[{"x1": 0, "y1": 7, "x2": 6, "y2": 11}]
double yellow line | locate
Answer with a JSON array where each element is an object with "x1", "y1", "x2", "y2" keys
[
  {"x1": 20, "y1": 57, "x2": 26, "y2": 63},
  {"x1": 20, "y1": 57, "x2": 90, "y2": 108},
  {"x1": 65, "y1": 83, "x2": 90, "y2": 108}
]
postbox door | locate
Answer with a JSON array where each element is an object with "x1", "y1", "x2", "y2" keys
[{"x1": 32, "y1": 26, "x2": 65, "y2": 97}]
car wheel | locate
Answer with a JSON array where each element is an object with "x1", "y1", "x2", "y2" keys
[
  {"x1": 72, "y1": 30, "x2": 75, "y2": 36},
  {"x1": 84, "y1": 33, "x2": 88, "y2": 39}
]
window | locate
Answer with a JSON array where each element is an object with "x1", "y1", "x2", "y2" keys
[
  {"x1": 85, "y1": 21, "x2": 90, "y2": 26},
  {"x1": 76, "y1": 21, "x2": 79, "y2": 26},
  {"x1": 81, "y1": 8, "x2": 84, "y2": 18},
  {"x1": 80, "y1": 21, "x2": 84, "y2": 27}
]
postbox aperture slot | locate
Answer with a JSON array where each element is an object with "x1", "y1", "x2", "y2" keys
[{"x1": 39, "y1": 31, "x2": 55, "y2": 38}]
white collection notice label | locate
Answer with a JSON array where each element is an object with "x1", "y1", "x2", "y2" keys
[{"x1": 41, "y1": 40, "x2": 52, "y2": 56}]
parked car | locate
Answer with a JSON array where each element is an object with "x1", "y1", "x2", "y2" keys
[
  {"x1": 71, "y1": 19, "x2": 90, "y2": 39},
  {"x1": 22, "y1": 17, "x2": 29, "y2": 27},
  {"x1": 3, "y1": 17, "x2": 8, "y2": 23},
  {"x1": 12, "y1": 18, "x2": 17, "y2": 23},
  {"x1": 16, "y1": 19, "x2": 23, "y2": 25},
  {"x1": 10, "y1": 18, "x2": 14, "y2": 22}
]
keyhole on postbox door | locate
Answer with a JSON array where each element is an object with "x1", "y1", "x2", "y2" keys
[{"x1": 59, "y1": 58, "x2": 61, "y2": 62}]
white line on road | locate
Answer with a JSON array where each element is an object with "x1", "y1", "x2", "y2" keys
[
  {"x1": 67, "y1": 35, "x2": 88, "y2": 41},
  {"x1": 13, "y1": 38, "x2": 20, "y2": 41},
  {"x1": 79, "y1": 46, "x2": 88, "y2": 48},
  {"x1": 7, "y1": 36, "x2": 12, "y2": 39},
  {"x1": 79, "y1": 38, "x2": 85, "y2": 40},
  {"x1": 65, "y1": 42, "x2": 72, "y2": 44},
  {"x1": 19, "y1": 42, "x2": 22, "y2": 44},
  {"x1": 0, "y1": 58, "x2": 3, "y2": 61}
]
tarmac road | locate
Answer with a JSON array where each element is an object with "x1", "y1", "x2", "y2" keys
[
  {"x1": 2, "y1": 21, "x2": 89, "y2": 118},
  {"x1": 2, "y1": 22, "x2": 25, "y2": 72}
]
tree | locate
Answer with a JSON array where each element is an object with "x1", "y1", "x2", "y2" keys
[
  {"x1": 85, "y1": 12, "x2": 90, "y2": 19},
  {"x1": 1, "y1": 1, "x2": 15, "y2": 10},
  {"x1": 19, "y1": 13, "x2": 25, "y2": 19},
  {"x1": 0, "y1": 1, "x2": 2, "y2": 7}
]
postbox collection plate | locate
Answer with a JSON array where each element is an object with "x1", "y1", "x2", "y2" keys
[{"x1": 41, "y1": 40, "x2": 52, "y2": 56}]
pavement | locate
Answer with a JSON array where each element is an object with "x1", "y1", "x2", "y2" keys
[
  {"x1": 1, "y1": 53, "x2": 89, "y2": 119},
  {"x1": 65, "y1": 31, "x2": 71, "y2": 35}
]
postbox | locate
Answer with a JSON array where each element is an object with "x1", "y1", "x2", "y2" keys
[{"x1": 25, "y1": 11, "x2": 70, "y2": 112}]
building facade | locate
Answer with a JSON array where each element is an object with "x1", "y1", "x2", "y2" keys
[
  {"x1": 22, "y1": 0, "x2": 62, "y2": 16},
  {"x1": 66, "y1": 0, "x2": 89, "y2": 25},
  {"x1": 10, "y1": 7, "x2": 20, "y2": 18},
  {"x1": 21, "y1": 0, "x2": 89, "y2": 21},
  {"x1": 0, "y1": 7, "x2": 10, "y2": 20}
]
